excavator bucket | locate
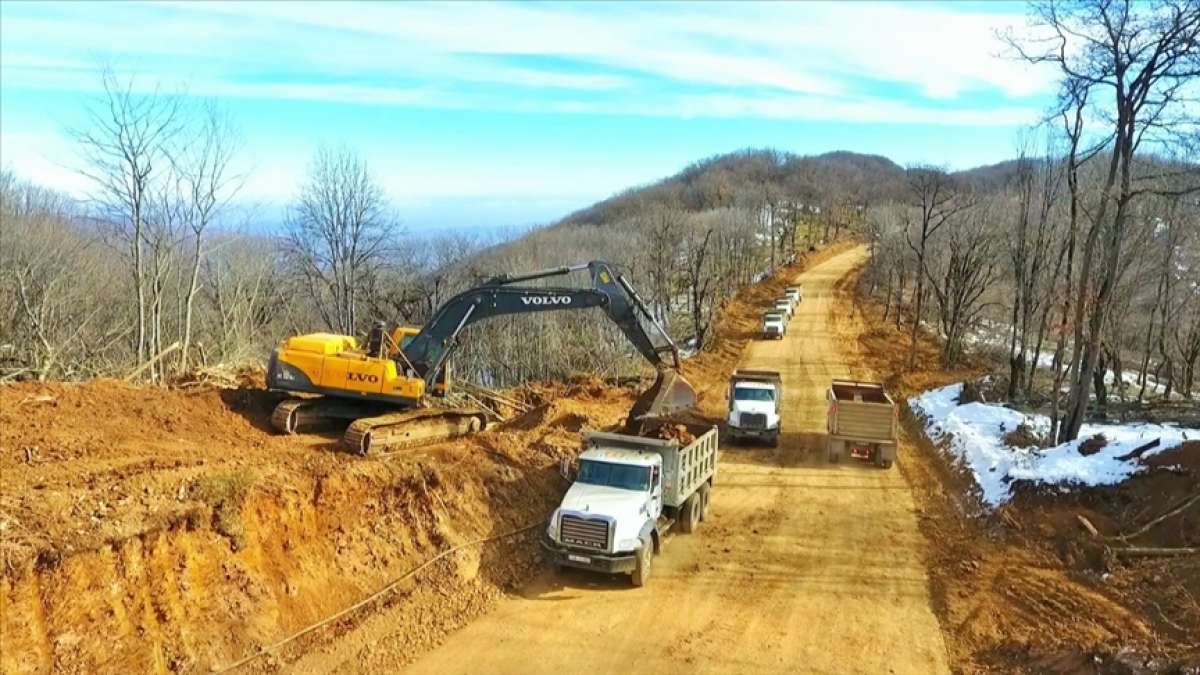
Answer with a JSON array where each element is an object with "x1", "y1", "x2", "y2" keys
[{"x1": 629, "y1": 369, "x2": 698, "y2": 421}]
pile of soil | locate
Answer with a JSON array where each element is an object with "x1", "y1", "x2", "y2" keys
[
  {"x1": 1009, "y1": 441, "x2": 1200, "y2": 646},
  {"x1": 646, "y1": 423, "x2": 697, "y2": 444},
  {"x1": 0, "y1": 375, "x2": 634, "y2": 674}
]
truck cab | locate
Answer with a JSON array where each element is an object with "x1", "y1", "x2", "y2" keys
[
  {"x1": 726, "y1": 369, "x2": 783, "y2": 447},
  {"x1": 772, "y1": 298, "x2": 794, "y2": 319},
  {"x1": 785, "y1": 286, "x2": 803, "y2": 303},
  {"x1": 762, "y1": 311, "x2": 786, "y2": 339},
  {"x1": 549, "y1": 448, "x2": 661, "y2": 556},
  {"x1": 542, "y1": 429, "x2": 718, "y2": 586}
]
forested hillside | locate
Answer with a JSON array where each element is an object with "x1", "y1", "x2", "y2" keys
[
  {"x1": 3, "y1": 62, "x2": 1196, "y2": 412},
  {"x1": 1, "y1": 136, "x2": 893, "y2": 387}
]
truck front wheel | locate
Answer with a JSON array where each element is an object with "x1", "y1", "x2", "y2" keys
[{"x1": 632, "y1": 543, "x2": 652, "y2": 587}]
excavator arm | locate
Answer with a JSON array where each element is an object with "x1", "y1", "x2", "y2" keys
[{"x1": 401, "y1": 261, "x2": 694, "y2": 418}]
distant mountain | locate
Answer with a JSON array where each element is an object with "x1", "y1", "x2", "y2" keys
[
  {"x1": 953, "y1": 159, "x2": 1030, "y2": 192},
  {"x1": 557, "y1": 149, "x2": 908, "y2": 227}
]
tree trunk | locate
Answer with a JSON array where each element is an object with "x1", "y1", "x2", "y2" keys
[{"x1": 180, "y1": 234, "x2": 203, "y2": 372}]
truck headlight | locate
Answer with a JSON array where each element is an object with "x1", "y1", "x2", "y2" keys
[
  {"x1": 547, "y1": 510, "x2": 560, "y2": 540},
  {"x1": 727, "y1": 412, "x2": 739, "y2": 427}
]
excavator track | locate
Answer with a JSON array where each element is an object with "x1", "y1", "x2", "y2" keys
[
  {"x1": 271, "y1": 398, "x2": 318, "y2": 434},
  {"x1": 343, "y1": 407, "x2": 488, "y2": 456},
  {"x1": 271, "y1": 398, "x2": 488, "y2": 455},
  {"x1": 270, "y1": 397, "x2": 388, "y2": 434}
]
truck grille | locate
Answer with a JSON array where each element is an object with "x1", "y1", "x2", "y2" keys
[
  {"x1": 741, "y1": 413, "x2": 767, "y2": 429},
  {"x1": 560, "y1": 514, "x2": 609, "y2": 551}
]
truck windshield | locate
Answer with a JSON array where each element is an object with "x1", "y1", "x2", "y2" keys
[
  {"x1": 577, "y1": 460, "x2": 651, "y2": 491},
  {"x1": 734, "y1": 387, "x2": 775, "y2": 402}
]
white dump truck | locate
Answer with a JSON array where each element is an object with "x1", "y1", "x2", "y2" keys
[
  {"x1": 826, "y1": 379, "x2": 898, "y2": 468},
  {"x1": 772, "y1": 298, "x2": 794, "y2": 319},
  {"x1": 541, "y1": 426, "x2": 718, "y2": 586},
  {"x1": 726, "y1": 369, "x2": 783, "y2": 446},
  {"x1": 785, "y1": 286, "x2": 803, "y2": 303},
  {"x1": 761, "y1": 311, "x2": 786, "y2": 339}
]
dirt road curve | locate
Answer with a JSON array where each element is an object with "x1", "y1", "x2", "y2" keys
[{"x1": 393, "y1": 247, "x2": 951, "y2": 674}]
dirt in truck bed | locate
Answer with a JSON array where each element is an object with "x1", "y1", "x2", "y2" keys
[{"x1": 0, "y1": 243, "x2": 858, "y2": 674}]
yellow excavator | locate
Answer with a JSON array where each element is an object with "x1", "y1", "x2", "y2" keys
[{"x1": 266, "y1": 260, "x2": 697, "y2": 454}]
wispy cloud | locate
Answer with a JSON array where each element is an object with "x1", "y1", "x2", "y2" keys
[
  {"x1": 0, "y1": 1, "x2": 1058, "y2": 217},
  {"x1": 1, "y1": 1, "x2": 1048, "y2": 122}
]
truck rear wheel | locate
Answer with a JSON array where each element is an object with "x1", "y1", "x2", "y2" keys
[
  {"x1": 681, "y1": 494, "x2": 700, "y2": 534},
  {"x1": 698, "y1": 483, "x2": 711, "y2": 521},
  {"x1": 632, "y1": 543, "x2": 652, "y2": 587},
  {"x1": 827, "y1": 438, "x2": 843, "y2": 463},
  {"x1": 876, "y1": 443, "x2": 896, "y2": 469}
]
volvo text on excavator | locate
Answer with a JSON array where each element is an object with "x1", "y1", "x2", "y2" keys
[{"x1": 266, "y1": 260, "x2": 697, "y2": 454}]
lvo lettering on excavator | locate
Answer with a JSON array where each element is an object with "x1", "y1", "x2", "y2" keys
[
  {"x1": 347, "y1": 372, "x2": 380, "y2": 383},
  {"x1": 521, "y1": 296, "x2": 573, "y2": 306}
]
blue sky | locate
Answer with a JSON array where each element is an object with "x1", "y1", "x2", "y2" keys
[{"x1": 0, "y1": 1, "x2": 1055, "y2": 231}]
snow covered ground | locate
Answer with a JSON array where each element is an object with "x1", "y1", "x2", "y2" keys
[{"x1": 910, "y1": 383, "x2": 1193, "y2": 507}]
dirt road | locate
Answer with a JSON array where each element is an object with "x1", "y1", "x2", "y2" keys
[{"x1": 388, "y1": 247, "x2": 950, "y2": 674}]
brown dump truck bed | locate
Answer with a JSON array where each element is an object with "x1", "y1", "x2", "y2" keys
[{"x1": 827, "y1": 380, "x2": 896, "y2": 443}]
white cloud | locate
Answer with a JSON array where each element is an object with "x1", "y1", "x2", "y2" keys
[
  {"x1": 2, "y1": 1, "x2": 1053, "y2": 113},
  {"x1": 0, "y1": 0, "x2": 1058, "y2": 208},
  {"x1": 0, "y1": 131, "x2": 91, "y2": 195}
]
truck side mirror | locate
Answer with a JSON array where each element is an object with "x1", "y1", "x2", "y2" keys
[
  {"x1": 651, "y1": 465, "x2": 660, "y2": 488},
  {"x1": 559, "y1": 457, "x2": 576, "y2": 481}
]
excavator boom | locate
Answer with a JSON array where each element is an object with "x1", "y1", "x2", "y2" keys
[{"x1": 400, "y1": 260, "x2": 695, "y2": 420}]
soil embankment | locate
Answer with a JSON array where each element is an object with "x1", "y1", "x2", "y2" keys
[{"x1": 0, "y1": 243, "x2": 854, "y2": 674}]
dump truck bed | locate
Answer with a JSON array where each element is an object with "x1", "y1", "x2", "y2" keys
[{"x1": 827, "y1": 380, "x2": 896, "y2": 443}]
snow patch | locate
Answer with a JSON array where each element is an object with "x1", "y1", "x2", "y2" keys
[{"x1": 910, "y1": 383, "x2": 1191, "y2": 507}]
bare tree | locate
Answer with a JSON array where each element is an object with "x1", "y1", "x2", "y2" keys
[
  {"x1": 925, "y1": 202, "x2": 1003, "y2": 367},
  {"x1": 1008, "y1": 0, "x2": 1200, "y2": 441},
  {"x1": 1004, "y1": 132, "x2": 1066, "y2": 401},
  {"x1": 681, "y1": 220, "x2": 717, "y2": 347},
  {"x1": 173, "y1": 102, "x2": 241, "y2": 371},
  {"x1": 72, "y1": 70, "x2": 181, "y2": 370},
  {"x1": 903, "y1": 167, "x2": 974, "y2": 369},
  {"x1": 282, "y1": 146, "x2": 396, "y2": 335}
]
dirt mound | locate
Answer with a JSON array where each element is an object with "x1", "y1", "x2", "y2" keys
[
  {"x1": 646, "y1": 422, "x2": 697, "y2": 444},
  {"x1": 1002, "y1": 422, "x2": 1045, "y2": 448},
  {"x1": 1005, "y1": 440, "x2": 1200, "y2": 648},
  {"x1": 0, "y1": 372, "x2": 638, "y2": 673}
]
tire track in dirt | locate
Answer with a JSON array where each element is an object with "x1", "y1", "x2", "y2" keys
[{"x1": 293, "y1": 246, "x2": 950, "y2": 674}]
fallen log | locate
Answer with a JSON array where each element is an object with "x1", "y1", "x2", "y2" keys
[
  {"x1": 1115, "y1": 438, "x2": 1161, "y2": 462},
  {"x1": 1115, "y1": 491, "x2": 1200, "y2": 541},
  {"x1": 124, "y1": 342, "x2": 181, "y2": 382},
  {"x1": 1115, "y1": 546, "x2": 1199, "y2": 558},
  {"x1": 1076, "y1": 514, "x2": 1099, "y2": 537}
]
